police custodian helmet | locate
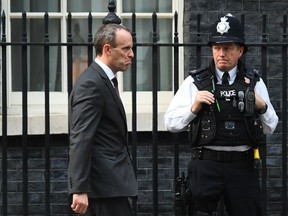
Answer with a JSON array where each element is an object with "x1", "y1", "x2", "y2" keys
[{"x1": 208, "y1": 13, "x2": 248, "y2": 53}]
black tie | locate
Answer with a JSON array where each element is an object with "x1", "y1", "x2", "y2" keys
[
  {"x1": 112, "y1": 77, "x2": 119, "y2": 96},
  {"x1": 222, "y1": 72, "x2": 229, "y2": 85}
]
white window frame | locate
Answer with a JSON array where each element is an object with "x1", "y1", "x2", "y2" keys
[{"x1": 0, "y1": 0, "x2": 184, "y2": 135}]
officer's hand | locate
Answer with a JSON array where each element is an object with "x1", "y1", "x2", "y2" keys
[
  {"x1": 191, "y1": 90, "x2": 215, "y2": 114},
  {"x1": 254, "y1": 91, "x2": 267, "y2": 110},
  {"x1": 71, "y1": 193, "x2": 89, "y2": 214}
]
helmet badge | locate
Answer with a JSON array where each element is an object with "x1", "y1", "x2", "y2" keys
[{"x1": 216, "y1": 16, "x2": 230, "y2": 35}]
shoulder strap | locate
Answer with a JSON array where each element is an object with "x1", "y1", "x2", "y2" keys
[
  {"x1": 244, "y1": 68, "x2": 260, "y2": 87},
  {"x1": 189, "y1": 67, "x2": 212, "y2": 90}
]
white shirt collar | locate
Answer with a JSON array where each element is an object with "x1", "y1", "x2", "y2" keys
[
  {"x1": 95, "y1": 58, "x2": 116, "y2": 81},
  {"x1": 215, "y1": 65, "x2": 237, "y2": 84}
]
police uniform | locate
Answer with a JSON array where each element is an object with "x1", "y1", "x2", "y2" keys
[{"x1": 164, "y1": 14, "x2": 278, "y2": 216}]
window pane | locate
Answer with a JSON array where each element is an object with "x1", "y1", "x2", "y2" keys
[
  {"x1": 11, "y1": 19, "x2": 61, "y2": 91},
  {"x1": 123, "y1": 19, "x2": 172, "y2": 91},
  {"x1": 72, "y1": 19, "x2": 102, "y2": 83},
  {"x1": 69, "y1": 19, "x2": 103, "y2": 83},
  {"x1": 71, "y1": 20, "x2": 88, "y2": 84},
  {"x1": 67, "y1": 0, "x2": 107, "y2": 12},
  {"x1": 123, "y1": 0, "x2": 172, "y2": 13},
  {"x1": 11, "y1": 0, "x2": 60, "y2": 12}
]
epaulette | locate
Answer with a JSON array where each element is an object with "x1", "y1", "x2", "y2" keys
[
  {"x1": 188, "y1": 67, "x2": 212, "y2": 90},
  {"x1": 245, "y1": 68, "x2": 260, "y2": 82},
  {"x1": 189, "y1": 67, "x2": 208, "y2": 76}
]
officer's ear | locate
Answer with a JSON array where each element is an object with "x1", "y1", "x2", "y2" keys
[{"x1": 238, "y1": 45, "x2": 245, "y2": 58}]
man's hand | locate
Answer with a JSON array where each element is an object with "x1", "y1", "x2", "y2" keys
[
  {"x1": 71, "y1": 193, "x2": 89, "y2": 214},
  {"x1": 191, "y1": 90, "x2": 215, "y2": 114}
]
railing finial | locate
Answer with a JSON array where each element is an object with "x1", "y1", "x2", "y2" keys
[{"x1": 103, "y1": 0, "x2": 121, "y2": 24}]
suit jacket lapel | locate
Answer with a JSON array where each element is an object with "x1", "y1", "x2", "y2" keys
[
  {"x1": 91, "y1": 62, "x2": 127, "y2": 125},
  {"x1": 104, "y1": 78, "x2": 127, "y2": 121}
]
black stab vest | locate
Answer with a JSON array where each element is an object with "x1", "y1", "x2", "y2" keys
[{"x1": 188, "y1": 63, "x2": 265, "y2": 148}]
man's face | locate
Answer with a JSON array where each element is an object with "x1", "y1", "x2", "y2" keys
[
  {"x1": 212, "y1": 43, "x2": 244, "y2": 72},
  {"x1": 108, "y1": 29, "x2": 134, "y2": 73}
]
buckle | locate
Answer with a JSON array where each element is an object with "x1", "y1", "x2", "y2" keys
[
  {"x1": 192, "y1": 149, "x2": 203, "y2": 160},
  {"x1": 198, "y1": 149, "x2": 203, "y2": 159}
]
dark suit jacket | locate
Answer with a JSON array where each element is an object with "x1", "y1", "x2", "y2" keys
[{"x1": 68, "y1": 62, "x2": 138, "y2": 198}]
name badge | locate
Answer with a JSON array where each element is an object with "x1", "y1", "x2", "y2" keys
[{"x1": 220, "y1": 89, "x2": 237, "y2": 97}]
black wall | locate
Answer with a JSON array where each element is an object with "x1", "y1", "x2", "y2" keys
[{"x1": 0, "y1": 132, "x2": 192, "y2": 216}]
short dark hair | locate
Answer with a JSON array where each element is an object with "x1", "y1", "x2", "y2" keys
[{"x1": 94, "y1": 23, "x2": 131, "y2": 56}]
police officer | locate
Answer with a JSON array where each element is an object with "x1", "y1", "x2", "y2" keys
[{"x1": 164, "y1": 13, "x2": 278, "y2": 216}]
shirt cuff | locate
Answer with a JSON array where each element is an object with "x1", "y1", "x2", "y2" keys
[{"x1": 183, "y1": 111, "x2": 197, "y2": 125}]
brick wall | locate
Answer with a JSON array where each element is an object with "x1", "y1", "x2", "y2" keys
[
  {"x1": 3, "y1": 131, "x2": 283, "y2": 215},
  {"x1": 0, "y1": 135, "x2": 71, "y2": 215},
  {"x1": 0, "y1": 133, "x2": 192, "y2": 216}
]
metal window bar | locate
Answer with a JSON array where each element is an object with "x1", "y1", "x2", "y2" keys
[
  {"x1": 44, "y1": 12, "x2": 51, "y2": 216},
  {"x1": 281, "y1": 14, "x2": 288, "y2": 216},
  {"x1": 21, "y1": 12, "x2": 29, "y2": 216},
  {"x1": 152, "y1": 11, "x2": 159, "y2": 216},
  {"x1": 131, "y1": 12, "x2": 138, "y2": 215},
  {"x1": 1, "y1": 10, "x2": 8, "y2": 216},
  {"x1": 261, "y1": 14, "x2": 268, "y2": 216}
]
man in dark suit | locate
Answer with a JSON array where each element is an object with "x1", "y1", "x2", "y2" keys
[{"x1": 68, "y1": 23, "x2": 138, "y2": 216}]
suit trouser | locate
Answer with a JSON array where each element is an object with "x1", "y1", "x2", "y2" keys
[
  {"x1": 84, "y1": 197, "x2": 133, "y2": 216},
  {"x1": 187, "y1": 156, "x2": 263, "y2": 216}
]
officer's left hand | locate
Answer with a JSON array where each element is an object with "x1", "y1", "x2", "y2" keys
[{"x1": 191, "y1": 90, "x2": 215, "y2": 114}]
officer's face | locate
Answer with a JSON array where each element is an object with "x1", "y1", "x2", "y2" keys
[{"x1": 212, "y1": 43, "x2": 244, "y2": 72}]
